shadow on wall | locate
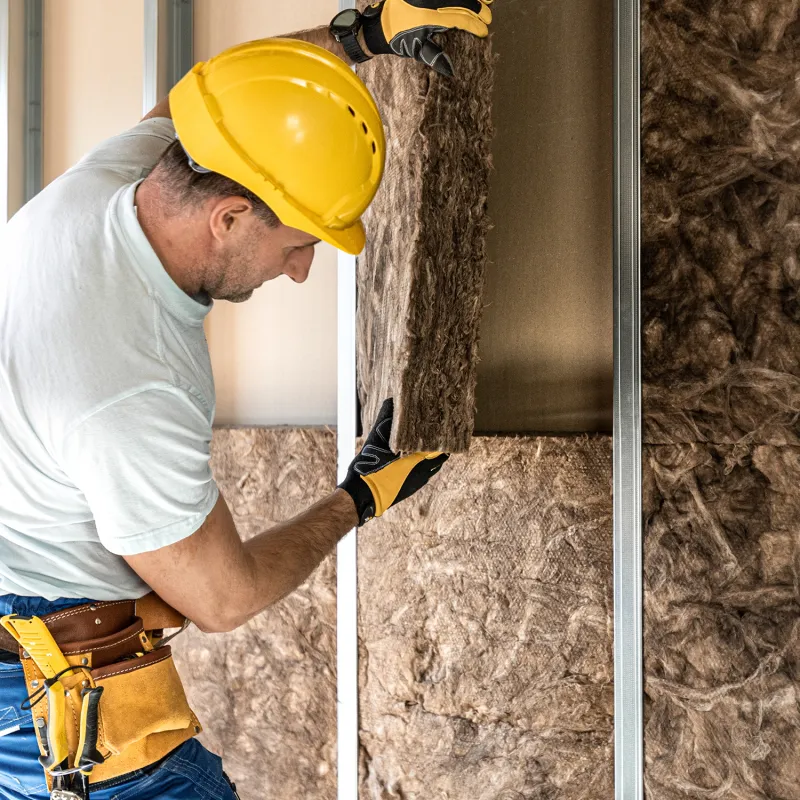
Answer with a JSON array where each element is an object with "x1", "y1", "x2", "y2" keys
[
  {"x1": 475, "y1": 0, "x2": 614, "y2": 435},
  {"x1": 476, "y1": 360, "x2": 613, "y2": 435}
]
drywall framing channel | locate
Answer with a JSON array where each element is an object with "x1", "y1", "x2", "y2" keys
[
  {"x1": 336, "y1": 7, "x2": 359, "y2": 800},
  {"x1": 613, "y1": 0, "x2": 643, "y2": 797},
  {"x1": 143, "y1": 0, "x2": 193, "y2": 117},
  {"x1": 143, "y1": 0, "x2": 159, "y2": 114},
  {"x1": 23, "y1": 0, "x2": 40, "y2": 203},
  {"x1": 0, "y1": 0, "x2": 8, "y2": 224}
]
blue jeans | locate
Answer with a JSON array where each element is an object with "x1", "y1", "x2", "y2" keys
[{"x1": 0, "y1": 595, "x2": 238, "y2": 799}]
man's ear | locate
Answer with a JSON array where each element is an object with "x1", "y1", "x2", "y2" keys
[{"x1": 208, "y1": 196, "x2": 254, "y2": 242}]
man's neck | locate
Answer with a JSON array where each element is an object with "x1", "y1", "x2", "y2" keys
[{"x1": 134, "y1": 178, "x2": 207, "y2": 298}]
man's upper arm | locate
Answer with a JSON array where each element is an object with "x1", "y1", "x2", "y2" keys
[
  {"x1": 59, "y1": 387, "x2": 218, "y2": 557},
  {"x1": 123, "y1": 491, "x2": 252, "y2": 632},
  {"x1": 141, "y1": 96, "x2": 172, "y2": 123},
  {"x1": 59, "y1": 387, "x2": 255, "y2": 629}
]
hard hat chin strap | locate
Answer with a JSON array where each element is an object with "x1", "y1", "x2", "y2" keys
[
  {"x1": 178, "y1": 138, "x2": 213, "y2": 175},
  {"x1": 186, "y1": 152, "x2": 212, "y2": 175}
]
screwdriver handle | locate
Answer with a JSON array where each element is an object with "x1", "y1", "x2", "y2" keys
[{"x1": 76, "y1": 686, "x2": 105, "y2": 775}]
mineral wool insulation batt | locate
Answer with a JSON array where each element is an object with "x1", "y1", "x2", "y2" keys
[
  {"x1": 355, "y1": 20, "x2": 495, "y2": 454},
  {"x1": 173, "y1": 430, "x2": 615, "y2": 800},
  {"x1": 642, "y1": 2, "x2": 800, "y2": 797}
]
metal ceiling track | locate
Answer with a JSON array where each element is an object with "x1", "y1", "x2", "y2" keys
[{"x1": 613, "y1": 0, "x2": 643, "y2": 797}]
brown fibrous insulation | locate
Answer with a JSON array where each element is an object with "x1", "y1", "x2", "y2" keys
[
  {"x1": 355, "y1": 25, "x2": 495, "y2": 453},
  {"x1": 358, "y1": 436, "x2": 614, "y2": 799},
  {"x1": 642, "y1": 0, "x2": 800, "y2": 446},
  {"x1": 644, "y1": 444, "x2": 800, "y2": 799},
  {"x1": 642, "y1": 2, "x2": 800, "y2": 797},
  {"x1": 172, "y1": 427, "x2": 337, "y2": 800}
]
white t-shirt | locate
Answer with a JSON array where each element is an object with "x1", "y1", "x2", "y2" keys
[{"x1": 0, "y1": 118, "x2": 219, "y2": 601}]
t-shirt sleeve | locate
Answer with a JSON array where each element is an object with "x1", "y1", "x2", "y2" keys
[
  {"x1": 59, "y1": 387, "x2": 219, "y2": 556},
  {"x1": 67, "y1": 118, "x2": 177, "y2": 183}
]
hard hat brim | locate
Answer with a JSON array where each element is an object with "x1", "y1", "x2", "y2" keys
[{"x1": 316, "y1": 220, "x2": 366, "y2": 256}]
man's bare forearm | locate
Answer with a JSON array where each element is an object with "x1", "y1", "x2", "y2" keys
[{"x1": 236, "y1": 489, "x2": 358, "y2": 624}]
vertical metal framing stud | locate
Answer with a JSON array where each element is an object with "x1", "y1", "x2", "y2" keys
[
  {"x1": 613, "y1": 0, "x2": 643, "y2": 797},
  {"x1": 0, "y1": 0, "x2": 9, "y2": 224},
  {"x1": 166, "y1": 0, "x2": 193, "y2": 91},
  {"x1": 143, "y1": 0, "x2": 192, "y2": 117},
  {"x1": 142, "y1": 0, "x2": 159, "y2": 116},
  {"x1": 336, "y1": 4, "x2": 359, "y2": 800},
  {"x1": 23, "y1": 0, "x2": 41, "y2": 203}
]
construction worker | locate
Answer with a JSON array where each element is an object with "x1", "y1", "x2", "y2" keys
[{"x1": 0, "y1": 1, "x2": 492, "y2": 798}]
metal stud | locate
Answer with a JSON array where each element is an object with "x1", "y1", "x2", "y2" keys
[
  {"x1": 89, "y1": 605, "x2": 97, "y2": 611},
  {"x1": 95, "y1": 618, "x2": 102, "y2": 625},
  {"x1": 35, "y1": 717, "x2": 45, "y2": 728},
  {"x1": 31, "y1": 680, "x2": 39, "y2": 688},
  {"x1": 194, "y1": 725, "x2": 201, "y2": 734},
  {"x1": 81, "y1": 657, "x2": 89, "y2": 666},
  {"x1": 21, "y1": 650, "x2": 30, "y2": 659},
  {"x1": 82, "y1": 680, "x2": 89, "y2": 688}
]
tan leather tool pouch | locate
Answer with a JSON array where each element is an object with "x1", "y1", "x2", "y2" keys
[
  {"x1": 19, "y1": 620, "x2": 201, "y2": 787},
  {"x1": 88, "y1": 645, "x2": 201, "y2": 783}
]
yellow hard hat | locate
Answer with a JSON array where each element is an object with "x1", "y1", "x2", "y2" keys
[{"x1": 169, "y1": 38, "x2": 386, "y2": 255}]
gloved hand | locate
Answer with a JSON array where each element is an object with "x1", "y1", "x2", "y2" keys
[
  {"x1": 362, "y1": 0, "x2": 493, "y2": 77},
  {"x1": 339, "y1": 398, "x2": 449, "y2": 525}
]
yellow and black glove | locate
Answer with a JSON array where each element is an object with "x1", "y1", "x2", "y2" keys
[
  {"x1": 339, "y1": 398, "x2": 449, "y2": 525},
  {"x1": 362, "y1": 0, "x2": 493, "y2": 77}
]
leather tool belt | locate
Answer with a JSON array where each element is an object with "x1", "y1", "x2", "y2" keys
[{"x1": 0, "y1": 593, "x2": 201, "y2": 796}]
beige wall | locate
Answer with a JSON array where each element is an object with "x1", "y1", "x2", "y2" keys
[
  {"x1": 42, "y1": 0, "x2": 338, "y2": 427},
  {"x1": 43, "y1": 0, "x2": 143, "y2": 186},
  {"x1": 195, "y1": 0, "x2": 339, "y2": 426}
]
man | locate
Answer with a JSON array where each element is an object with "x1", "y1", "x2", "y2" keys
[{"x1": 0, "y1": 1, "x2": 492, "y2": 798}]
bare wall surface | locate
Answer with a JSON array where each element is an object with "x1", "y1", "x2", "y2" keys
[
  {"x1": 42, "y1": 0, "x2": 143, "y2": 185},
  {"x1": 173, "y1": 427, "x2": 338, "y2": 800},
  {"x1": 475, "y1": 0, "x2": 614, "y2": 434},
  {"x1": 359, "y1": 436, "x2": 614, "y2": 799},
  {"x1": 195, "y1": 0, "x2": 340, "y2": 427}
]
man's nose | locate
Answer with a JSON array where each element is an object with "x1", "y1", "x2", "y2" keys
[{"x1": 285, "y1": 249, "x2": 314, "y2": 284}]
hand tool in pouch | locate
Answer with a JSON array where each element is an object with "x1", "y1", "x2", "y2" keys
[{"x1": 0, "y1": 615, "x2": 97, "y2": 800}]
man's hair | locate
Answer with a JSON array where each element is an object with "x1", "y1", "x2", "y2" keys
[{"x1": 155, "y1": 139, "x2": 280, "y2": 227}]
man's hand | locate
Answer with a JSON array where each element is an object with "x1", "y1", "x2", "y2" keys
[
  {"x1": 339, "y1": 398, "x2": 449, "y2": 525},
  {"x1": 362, "y1": 0, "x2": 493, "y2": 76}
]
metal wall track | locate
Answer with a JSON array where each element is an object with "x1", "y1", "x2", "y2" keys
[
  {"x1": 143, "y1": 0, "x2": 193, "y2": 116},
  {"x1": 336, "y1": 4, "x2": 359, "y2": 798},
  {"x1": 613, "y1": 0, "x2": 643, "y2": 797},
  {"x1": 23, "y1": 0, "x2": 40, "y2": 203},
  {"x1": 0, "y1": 0, "x2": 8, "y2": 224}
]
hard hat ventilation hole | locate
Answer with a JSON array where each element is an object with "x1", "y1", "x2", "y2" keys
[
  {"x1": 348, "y1": 106, "x2": 356, "y2": 116},
  {"x1": 371, "y1": 142, "x2": 377, "y2": 154},
  {"x1": 361, "y1": 122, "x2": 368, "y2": 135}
]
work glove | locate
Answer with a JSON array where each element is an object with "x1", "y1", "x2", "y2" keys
[
  {"x1": 362, "y1": 0, "x2": 493, "y2": 77},
  {"x1": 339, "y1": 398, "x2": 449, "y2": 525}
]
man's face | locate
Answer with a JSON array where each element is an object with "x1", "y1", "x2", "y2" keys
[{"x1": 205, "y1": 199, "x2": 321, "y2": 303}]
